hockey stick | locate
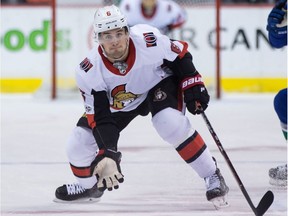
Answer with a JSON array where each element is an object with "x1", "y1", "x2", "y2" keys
[{"x1": 200, "y1": 110, "x2": 274, "y2": 216}]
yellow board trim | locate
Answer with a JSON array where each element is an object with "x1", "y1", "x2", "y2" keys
[
  {"x1": 222, "y1": 78, "x2": 287, "y2": 92},
  {"x1": 0, "y1": 78, "x2": 287, "y2": 93},
  {"x1": 0, "y1": 78, "x2": 43, "y2": 93}
]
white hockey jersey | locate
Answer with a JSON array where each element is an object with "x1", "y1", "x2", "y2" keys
[
  {"x1": 76, "y1": 24, "x2": 188, "y2": 115},
  {"x1": 119, "y1": 0, "x2": 186, "y2": 34}
]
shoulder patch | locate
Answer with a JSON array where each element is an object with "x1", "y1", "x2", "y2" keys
[
  {"x1": 170, "y1": 42, "x2": 181, "y2": 54},
  {"x1": 80, "y1": 58, "x2": 93, "y2": 72},
  {"x1": 143, "y1": 32, "x2": 157, "y2": 47}
]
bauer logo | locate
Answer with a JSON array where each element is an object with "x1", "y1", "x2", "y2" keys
[
  {"x1": 143, "y1": 32, "x2": 157, "y2": 47},
  {"x1": 182, "y1": 76, "x2": 203, "y2": 90},
  {"x1": 80, "y1": 57, "x2": 93, "y2": 72}
]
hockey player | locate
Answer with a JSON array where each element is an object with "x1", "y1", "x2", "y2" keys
[
  {"x1": 119, "y1": 0, "x2": 186, "y2": 35},
  {"x1": 269, "y1": 89, "x2": 287, "y2": 187},
  {"x1": 54, "y1": 5, "x2": 229, "y2": 207},
  {"x1": 266, "y1": 0, "x2": 287, "y2": 186}
]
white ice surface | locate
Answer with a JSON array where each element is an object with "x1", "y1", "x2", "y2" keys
[{"x1": 1, "y1": 93, "x2": 287, "y2": 216}]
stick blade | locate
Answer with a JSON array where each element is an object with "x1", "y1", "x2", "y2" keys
[{"x1": 256, "y1": 190, "x2": 274, "y2": 216}]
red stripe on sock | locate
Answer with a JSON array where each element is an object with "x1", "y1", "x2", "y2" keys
[
  {"x1": 178, "y1": 133, "x2": 205, "y2": 161},
  {"x1": 70, "y1": 164, "x2": 91, "y2": 178}
]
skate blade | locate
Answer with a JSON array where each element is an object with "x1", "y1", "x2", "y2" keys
[
  {"x1": 210, "y1": 196, "x2": 229, "y2": 210},
  {"x1": 53, "y1": 197, "x2": 101, "y2": 204}
]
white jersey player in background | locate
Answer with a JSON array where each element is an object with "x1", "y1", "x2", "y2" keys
[
  {"x1": 54, "y1": 5, "x2": 229, "y2": 208},
  {"x1": 119, "y1": 0, "x2": 186, "y2": 35}
]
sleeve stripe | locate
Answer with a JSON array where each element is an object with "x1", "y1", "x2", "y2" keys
[
  {"x1": 178, "y1": 41, "x2": 189, "y2": 59},
  {"x1": 87, "y1": 114, "x2": 96, "y2": 129}
]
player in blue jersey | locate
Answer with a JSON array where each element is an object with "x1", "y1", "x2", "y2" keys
[{"x1": 266, "y1": 0, "x2": 287, "y2": 186}]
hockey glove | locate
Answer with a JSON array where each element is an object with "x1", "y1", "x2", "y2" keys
[
  {"x1": 91, "y1": 149, "x2": 124, "y2": 192},
  {"x1": 182, "y1": 72, "x2": 210, "y2": 115},
  {"x1": 267, "y1": 0, "x2": 287, "y2": 39}
]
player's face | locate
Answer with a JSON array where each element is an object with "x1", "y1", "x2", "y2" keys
[
  {"x1": 99, "y1": 28, "x2": 129, "y2": 60},
  {"x1": 142, "y1": 0, "x2": 157, "y2": 9}
]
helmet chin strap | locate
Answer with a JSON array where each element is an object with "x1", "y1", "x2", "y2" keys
[{"x1": 100, "y1": 39, "x2": 129, "y2": 63}]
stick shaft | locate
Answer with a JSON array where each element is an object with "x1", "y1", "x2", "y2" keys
[{"x1": 201, "y1": 111, "x2": 258, "y2": 214}]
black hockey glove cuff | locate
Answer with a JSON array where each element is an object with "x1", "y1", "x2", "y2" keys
[
  {"x1": 182, "y1": 72, "x2": 210, "y2": 115},
  {"x1": 91, "y1": 149, "x2": 124, "y2": 192}
]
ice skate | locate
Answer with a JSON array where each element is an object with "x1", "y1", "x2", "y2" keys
[
  {"x1": 269, "y1": 164, "x2": 287, "y2": 187},
  {"x1": 54, "y1": 183, "x2": 104, "y2": 203},
  {"x1": 204, "y1": 168, "x2": 229, "y2": 209}
]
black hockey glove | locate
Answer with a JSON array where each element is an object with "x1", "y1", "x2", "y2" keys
[
  {"x1": 182, "y1": 72, "x2": 210, "y2": 115},
  {"x1": 91, "y1": 149, "x2": 124, "y2": 192}
]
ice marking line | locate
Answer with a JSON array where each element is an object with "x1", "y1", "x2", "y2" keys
[
  {"x1": 0, "y1": 162, "x2": 68, "y2": 165},
  {"x1": 0, "y1": 210, "x2": 259, "y2": 215},
  {"x1": 211, "y1": 146, "x2": 286, "y2": 152},
  {"x1": 0, "y1": 160, "x2": 284, "y2": 166}
]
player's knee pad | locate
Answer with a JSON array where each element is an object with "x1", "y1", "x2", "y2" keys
[
  {"x1": 152, "y1": 107, "x2": 195, "y2": 147},
  {"x1": 66, "y1": 126, "x2": 99, "y2": 167}
]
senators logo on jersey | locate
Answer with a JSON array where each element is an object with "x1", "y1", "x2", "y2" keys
[
  {"x1": 111, "y1": 84, "x2": 138, "y2": 109},
  {"x1": 153, "y1": 88, "x2": 167, "y2": 102}
]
